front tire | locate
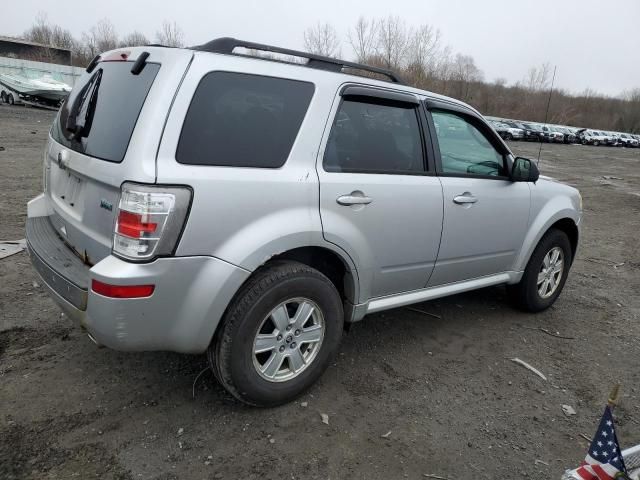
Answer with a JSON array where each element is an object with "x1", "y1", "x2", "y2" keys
[
  {"x1": 208, "y1": 261, "x2": 344, "y2": 407},
  {"x1": 7, "y1": 93, "x2": 14, "y2": 105},
  {"x1": 508, "y1": 229, "x2": 572, "y2": 312}
]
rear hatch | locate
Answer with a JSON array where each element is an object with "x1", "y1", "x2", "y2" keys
[{"x1": 44, "y1": 47, "x2": 192, "y2": 265}]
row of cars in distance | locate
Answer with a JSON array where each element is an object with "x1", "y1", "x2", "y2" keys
[{"x1": 486, "y1": 116, "x2": 640, "y2": 147}]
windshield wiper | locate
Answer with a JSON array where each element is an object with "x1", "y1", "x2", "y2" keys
[{"x1": 65, "y1": 69, "x2": 102, "y2": 139}]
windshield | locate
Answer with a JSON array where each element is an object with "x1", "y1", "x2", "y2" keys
[{"x1": 51, "y1": 61, "x2": 160, "y2": 163}]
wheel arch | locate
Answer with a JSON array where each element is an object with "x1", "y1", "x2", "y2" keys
[
  {"x1": 513, "y1": 201, "x2": 580, "y2": 275},
  {"x1": 214, "y1": 244, "x2": 360, "y2": 341}
]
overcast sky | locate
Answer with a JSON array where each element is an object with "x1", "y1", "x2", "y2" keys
[{"x1": 2, "y1": 0, "x2": 639, "y2": 96}]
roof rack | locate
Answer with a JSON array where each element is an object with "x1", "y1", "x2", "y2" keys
[{"x1": 191, "y1": 37, "x2": 404, "y2": 84}]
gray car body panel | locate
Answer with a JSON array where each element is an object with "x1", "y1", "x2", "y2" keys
[{"x1": 26, "y1": 46, "x2": 582, "y2": 353}]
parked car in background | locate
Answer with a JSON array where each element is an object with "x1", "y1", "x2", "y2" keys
[
  {"x1": 489, "y1": 120, "x2": 524, "y2": 140},
  {"x1": 582, "y1": 130, "x2": 606, "y2": 146},
  {"x1": 577, "y1": 129, "x2": 595, "y2": 145},
  {"x1": 502, "y1": 120, "x2": 541, "y2": 142},
  {"x1": 25, "y1": 38, "x2": 583, "y2": 406},
  {"x1": 541, "y1": 125, "x2": 564, "y2": 143},
  {"x1": 521, "y1": 122, "x2": 546, "y2": 142},
  {"x1": 618, "y1": 133, "x2": 639, "y2": 148},
  {"x1": 607, "y1": 133, "x2": 621, "y2": 146},
  {"x1": 554, "y1": 126, "x2": 577, "y2": 144}
]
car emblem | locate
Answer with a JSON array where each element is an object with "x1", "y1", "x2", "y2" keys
[{"x1": 100, "y1": 199, "x2": 113, "y2": 211}]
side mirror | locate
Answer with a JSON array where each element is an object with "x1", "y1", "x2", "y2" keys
[{"x1": 511, "y1": 157, "x2": 540, "y2": 183}]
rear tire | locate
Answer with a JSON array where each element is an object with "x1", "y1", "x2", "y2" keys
[
  {"x1": 208, "y1": 261, "x2": 343, "y2": 407},
  {"x1": 506, "y1": 133, "x2": 513, "y2": 141},
  {"x1": 508, "y1": 229, "x2": 572, "y2": 313}
]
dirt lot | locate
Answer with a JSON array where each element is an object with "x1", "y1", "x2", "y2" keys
[{"x1": 1, "y1": 104, "x2": 639, "y2": 480}]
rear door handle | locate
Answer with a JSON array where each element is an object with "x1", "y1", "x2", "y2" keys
[
  {"x1": 453, "y1": 193, "x2": 478, "y2": 204},
  {"x1": 337, "y1": 194, "x2": 373, "y2": 206}
]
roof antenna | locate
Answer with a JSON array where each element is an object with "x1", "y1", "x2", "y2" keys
[{"x1": 537, "y1": 65, "x2": 557, "y2": 167}]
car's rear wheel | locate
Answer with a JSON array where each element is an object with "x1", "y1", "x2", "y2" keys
[
  {"x1": 506, "y1": 133, "x2": 513, "y2": 141},
  {"x1": 508, "y1": 229, "x2": 572, "y2": 313},
  {"x1": 208, "y1": 261, "x2": 343, "y2": 407}
]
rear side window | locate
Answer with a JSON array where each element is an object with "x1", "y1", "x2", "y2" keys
[
  {"x1": 52, "y1": 61, "x2": 160, "y2": 163},
  {"x1": 176, "y1": 72, "x2": 314, "y2": 168},
  {"x1": 323, "y1": 97, "x2": 425, "y2": 174}
]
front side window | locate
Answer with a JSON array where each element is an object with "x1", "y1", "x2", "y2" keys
[
  {"x1": 431, "y1": 110, "x2": 507, "y2": 177},
  {"x1": 323, "y1": 97, "x2": 425, "y2": 174},
  {"x1": 177, "y1": 72, "x2": 314, "y2": 168}
]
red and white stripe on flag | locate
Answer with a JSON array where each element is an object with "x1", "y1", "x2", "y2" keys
[{"x1": 566, "y1": 455, "x2": 623, "y2": 480}]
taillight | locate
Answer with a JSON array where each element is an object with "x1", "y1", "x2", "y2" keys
[{"x1": 113, "y1": 183, "x2": 192, "y2": 261}]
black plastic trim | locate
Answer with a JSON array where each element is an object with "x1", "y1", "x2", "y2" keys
[
  {"x1": 26, "y1": 217, "x2": 89, "y2": 310},
  {"x1": 340, "y1": 85, "x2": 418, "y2": 104},
  {"x1": 192, "y1": 37, "x2": 404, "y2": 84},
  {"x1": 131, "y1": 51, "x2": 150, "y2": 75}
]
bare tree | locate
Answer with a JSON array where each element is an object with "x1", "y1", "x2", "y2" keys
[
  {"x1": 525, "y1": 62, "x2": 552, "y2": 92},
  {"x1": 347, "y1": 16, "x2": 378, "y2": 63},
  {"x1": 303, "y1": 22, "x2": 340, "y2": 57},
  {"x1": 82, "y1": 19, "x2": 118, "y2": 58},
  {"x1": 23, "y1": 12, "x2": 77, "y2": 63},
  {"x1": 156, "y1": 21, "x2": 184, "y2": 47},
  {"x1": 404, "y1": 24, "x2": 442, "y2": 86},
  {"x1": 375, "y1": 16, "x2": 409, "y2": 70},
  {"x1": 119, "y1": 31, "x2": 150, "y2": 48}
]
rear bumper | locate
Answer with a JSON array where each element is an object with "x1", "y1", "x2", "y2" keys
[{"x1": 26, "y1": 205, "x2": 250, "y2": 354}]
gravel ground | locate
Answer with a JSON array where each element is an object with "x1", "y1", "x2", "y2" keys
[{"x1": 1, "y1": 104, "x2": 639, "y2": 480}]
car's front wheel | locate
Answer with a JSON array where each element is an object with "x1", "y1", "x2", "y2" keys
[
  {"x1": 508, "y1": 229, "x2": 572, "y2": 312},
  {"x1": 208, "y1": 261, "x2": 344, "y2": 407}
]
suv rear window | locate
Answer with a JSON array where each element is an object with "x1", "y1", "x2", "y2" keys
[
  {"x1": 52, "y1": 61, "x2": 160, "y2": 163},
  {"x1": 176, "y1": 72, "x2": 314, "y2": 168}
]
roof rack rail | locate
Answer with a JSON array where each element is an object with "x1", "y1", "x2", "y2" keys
[{"x1": 191, "y1": 37, "x2": 404, "y2": 84}]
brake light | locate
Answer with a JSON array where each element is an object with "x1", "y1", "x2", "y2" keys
[
  {"x1": 102, "y1": 51, "x2": 130, "y2": 62},
  {"x1": 113, "y1": 183, "x2": 192, "y2": 261},
  {"x1": 116, "y1": 211, "x2": 158, "y2": 238},
  {"x1": 92, "y1": 279, "x2": 154, "y2": 298}
]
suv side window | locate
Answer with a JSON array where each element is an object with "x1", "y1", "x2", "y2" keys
[
  {"x1": 431, "y1": 110, "x2": 507, "y2": 177},
  {"x1": 177, "y1": 72, "x2": 314, "y2": 168},
  {"x1": 323, "y1": 97, "x2": 425, "y2": 174}
]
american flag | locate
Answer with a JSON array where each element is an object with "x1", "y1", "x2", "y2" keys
[{"x1": 569, "y1": 406, "x2": 627, "y2": 480}]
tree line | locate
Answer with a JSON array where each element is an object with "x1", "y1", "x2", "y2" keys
[
  {"x1": 16, "y1": 14, "x2": 640, "y2": 133},
  {"x1": 21, "y1": 14, "x2": 184, "y2": 67},
  {"x1": 303, "y1": 17, "x2": 640, "y2": 133}
]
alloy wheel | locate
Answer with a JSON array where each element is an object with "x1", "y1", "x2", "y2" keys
[
  {"x1": 253, "y1": 298, "x2": 325, "y2": 382},
  {"x1": 537, "y1": 247, "x2": 564, "y2": 299}
]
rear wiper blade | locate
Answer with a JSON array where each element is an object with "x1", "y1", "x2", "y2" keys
[
  {"x1": 65, "y1": 69, "x2": 102, "y2": 139},
  {"x1": 76, "y1": 70, "x2": 103, "y2": 139}
]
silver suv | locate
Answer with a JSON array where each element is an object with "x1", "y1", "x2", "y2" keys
[{"x1": 26, "y1": 38, "x2": 582, "y2": 406}]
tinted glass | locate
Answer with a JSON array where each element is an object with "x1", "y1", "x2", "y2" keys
[
  {"x1": 176, "y1": 72, "x2": 314, "y2": 168},
  {"x1": 432, "y1": 111, "x2": 506, "y2": 177},
  {"x1": 323, "y1": 97, "x2": 424, "y2": 174},
  {"x1": 52, "y1": 61, "x2": 160, "y2": 163}
]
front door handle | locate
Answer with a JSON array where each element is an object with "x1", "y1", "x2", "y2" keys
[
  {"x1": 337, "y1": 193, "x2": 373, "y2": 206},
  {"x1": 453, "y1": 193, "x2": 478, "y2": 204}
]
